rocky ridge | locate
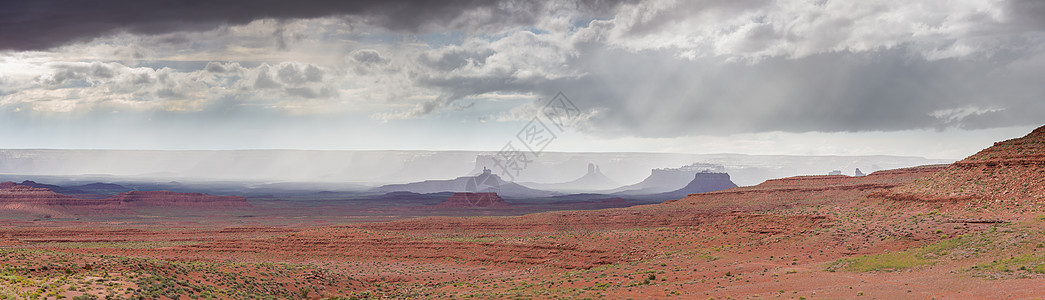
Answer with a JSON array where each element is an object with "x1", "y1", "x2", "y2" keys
[{"x1": 884, "y1": 125, "x2": 1045, "y2": 203}]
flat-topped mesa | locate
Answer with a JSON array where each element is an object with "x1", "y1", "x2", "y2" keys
[
  {"x1": 640, "y1": 172, "x2": 740, "y2": 201},
  {"x1": 681, "y1": 172, "x2": 738, "y2": 192},
  {"x1": 666, "y1": 165, "x2": 947, "y2": 209},
  {"x1": 610, "y1": 163, "x2": 727, "y2": 195},
  {"x1": 885, "y1": 124, "x2": 1045, "y2": 202},
  {"x1": 439, "y1": 192, "x2": 508, "y2": 208},
  {"x1": 0, "y1": 182, "x2": 117, "y2": 207},
  {"x1": 0, "y1": 183, "x2": 71, "y2": 201},
  {"x1": 110, "y1": 191, "x2": 251, "y2": 208}
]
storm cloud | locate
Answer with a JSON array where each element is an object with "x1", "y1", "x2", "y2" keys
[
  {"x1": 1, "y1": 0, "x2": 1044, "y2": 146},
  {"x1": 0, "y1": 0, "x2": 632, "y2": 51}
]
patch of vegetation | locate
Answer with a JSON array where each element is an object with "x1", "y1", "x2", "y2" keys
[
  {"x1": 827, "y1": 251, "x2": 929, "y2": 272},
  {"x1": 971, "y1": 254, "x2": 1045, "y2": 274},
  {"x1": 827, "y1": 236, "x2": 973, "y2": 272}
]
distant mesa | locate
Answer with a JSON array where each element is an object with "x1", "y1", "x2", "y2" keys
[
  {"x1": 68, "y1": 182, "x2": 130, "y2": 194},
  {"x1": 609, "y1": 163, "x2": 725, "y2": 195},
  {"x1": 16, "y1": 180, "x2": 85, "y2": 195},
  {"x1": 0, "y1": 182, "x2": 115, "y2": 207},
  {"x1": 370, "y1": 168, "x2": 558, "y2": 198},
  {"x1": 883, "y1": 124, "x2": 1045, "y2": 203},
  {"x1": 855, "y1": 168, "x2": 866, "y2": 177},
  {"x1": 647, "y1": 171, "x2": 739, "y2": 200},
  {"x1": 10, "y1": 180, "x2": 131, "y2": 196},
  {"x1": 667, "y1": 164, "x2": 948, "y2": 209},
  {"x1": 828, "y1": 170, "x2": 843, "y2": 176},
  {"x1": 676, "y1": 172, "x2": 739, "y2": 194},
  {"x1": 520, "y1": 163, "x2": 619, "y2": 192},
  {"x1": 438, "y1": 192, "x2": 508, "y2": 208}
]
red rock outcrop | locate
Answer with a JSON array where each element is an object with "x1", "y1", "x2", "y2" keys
[
  {"x1": 0, "y1": 182, "x2": 120, "y2": 207},
  {"x1": 884, "y1": 124, "x2": 1045, "y2": 203}
]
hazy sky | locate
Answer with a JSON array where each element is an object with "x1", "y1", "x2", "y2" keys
[{"x1": 1, "y1": 0, "x2": 1043, "y2": 159}]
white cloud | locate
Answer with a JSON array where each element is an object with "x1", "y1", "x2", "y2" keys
[{"x1": 930, "y1": 105, "x2": 1005, "y2": 123}]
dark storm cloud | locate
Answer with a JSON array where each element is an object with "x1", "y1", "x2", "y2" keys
[
  {"x1": 586, "y1": 50, "x2": 1044, "y2": 135},
  {"x1": 395, "y1": 0, "x2": 1045, "y2": 135},
  {"x1": 6, "y1": 0, "x2": 1044, "y2": 137},
  {"x1": 420, "y1": 44, "x2": 1045, "y2": 136},
  {"x1": 0, "y1": 0, "x2": 634, "y2": 51},
  {"x1": 1007, "y1": 0, "x2": 1045, "y2": 29}
]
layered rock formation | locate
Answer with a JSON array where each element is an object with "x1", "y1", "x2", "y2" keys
[
  {"x1": 0, "y1": 182, "x2": 250, "y2": 213},
  {"x1": 0, "y1": 183, "x2": 118, "y2": 207},
  {"x1": 370, "y1": 168, "x2": 558, "y2": 198},
  {"x1": 609, "y1": 163, "x2": 725, "y2": 195},
  {"x1": 884, "y1": 125, "x2": 1045, "y2": 202},
  {"x1": 520, "y1": 163, "x2": 620, "y2": 192},
  {"x1": 678, "y1": 172, "x2": 738, "y2": 193},
  {"x1": 647, "y1": 172, "x2": 739, "y2": 200}
]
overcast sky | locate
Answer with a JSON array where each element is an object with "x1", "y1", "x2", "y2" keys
[{"x1": 1, "y1": 0, "x2": 1043, "y2": 159}]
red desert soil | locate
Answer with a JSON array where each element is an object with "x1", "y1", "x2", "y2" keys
[
  {"x1": 885, "y1": 125, "x2": 1045, "y2": 205},
  {"x1": 3, "y1": 126, "x2": 1045, "y2": 299}
]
